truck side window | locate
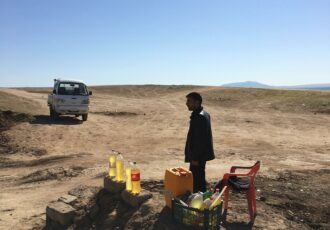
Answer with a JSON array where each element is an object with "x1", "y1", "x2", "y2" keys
[{"x1": 58, "y1": 87, "x2": 66, "y2": 95}]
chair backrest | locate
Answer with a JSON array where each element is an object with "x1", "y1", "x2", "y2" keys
[{"x1": 248, "y1": 161, "x2": 260, "y2": 177}]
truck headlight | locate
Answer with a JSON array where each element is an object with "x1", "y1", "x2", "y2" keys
[{"x1": 82, "y1": 99, "x2": 89, "y2": 104}]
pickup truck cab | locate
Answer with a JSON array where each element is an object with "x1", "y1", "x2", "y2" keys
[{"x1": 48, "y1": 79, "x2": 92, "y2": 121}]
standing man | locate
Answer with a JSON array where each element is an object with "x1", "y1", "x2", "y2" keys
[{"x1": 185, "y1": 92, "x2": 215, "y2": 192}]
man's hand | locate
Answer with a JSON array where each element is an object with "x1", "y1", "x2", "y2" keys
[{"x1": 191, "y1": 160, "x2": 199, "y2": 166}]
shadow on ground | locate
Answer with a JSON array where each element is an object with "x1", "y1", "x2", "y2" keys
[
  {"x1": 154, "y1": 207, "x2": 253, "y2": 230},
  {"x1": 41, "y1": 171, "x2": 330, "y2": 230},
  {"x1": 222, "y1": 221, "x2": 253, "y2": 230},
  {"x1": 30, "y1": 115, "x2": 83, "y2": 125}
]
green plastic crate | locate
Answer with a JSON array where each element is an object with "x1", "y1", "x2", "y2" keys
[{"x1": 171, "y1": 199, "x2": 223, "y2": 230}]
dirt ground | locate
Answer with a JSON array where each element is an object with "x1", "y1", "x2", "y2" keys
[{"x1": 0, "y1": 86, "x2": 329, "y2": 229}]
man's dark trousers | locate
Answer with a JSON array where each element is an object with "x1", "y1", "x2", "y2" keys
[{"x1": 189, "y1": 161, "x2": 206, "y2": 193}]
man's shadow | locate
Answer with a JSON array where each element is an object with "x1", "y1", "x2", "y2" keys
[{"x1": 30, "y1": 115, "x2": 83, "y2": 125}]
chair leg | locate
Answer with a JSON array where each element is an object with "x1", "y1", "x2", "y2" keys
[
  {"x1": 251, "y1": 187, "x2": 257, "y2": 217},
  {"x1": 224, "y1": 188, "x2": 229, "y2": 210},
  {"x1": 223, "y1": 188, "x2": 230, "y2": 223},
  {"x1": 247, "y1": 190, "x2": 254, "y2": 222}
]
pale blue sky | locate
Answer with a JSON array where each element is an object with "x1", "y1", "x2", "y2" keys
[{"x1": 0, "y1": 0, "x2": 329, "y2": 87}]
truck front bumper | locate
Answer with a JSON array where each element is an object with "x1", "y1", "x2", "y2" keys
[{"x1": 55, "y1": 105, "x2": 89, "y2": 115}]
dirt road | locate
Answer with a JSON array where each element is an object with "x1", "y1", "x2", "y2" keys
[{"x1": 0, "y1": 86, "x2": 329, "y2": 229}]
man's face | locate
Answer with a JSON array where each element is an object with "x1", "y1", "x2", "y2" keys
[{"x1": 186, "y1": 97, "x2": 199, "y2": 111}]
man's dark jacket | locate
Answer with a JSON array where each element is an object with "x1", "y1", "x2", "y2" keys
[{"x1": 185, "y1": 107, "x2": 215, "y2": 162}]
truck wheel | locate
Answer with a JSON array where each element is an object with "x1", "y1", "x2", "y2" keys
[
  {"x1": 50, "y1": 108, "x2": 59, "y2": 120},
  {"x1": 50, "y1": 108, "x2": 53, "y2": 118},
  {"x1": 82, "y1": 114, "x2": 88, "y2": 121}
]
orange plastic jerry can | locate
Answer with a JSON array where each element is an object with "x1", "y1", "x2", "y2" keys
[{"x1": 164, "y1": 167, "x2": 193, "y2": 208}]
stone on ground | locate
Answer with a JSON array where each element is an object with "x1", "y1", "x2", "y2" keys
[
  {"x1": 46, "y1": 201, "x2": 76, "y2": 226},
  {"x1": 104, "y1": 176, "x2": 125, "y2": 193},
  {"x1": 121, "y1": 189, "x2": 153, "y2": 207},
  {"x1": 58, "y1": 194, "x2": 77, "y2": 205}
]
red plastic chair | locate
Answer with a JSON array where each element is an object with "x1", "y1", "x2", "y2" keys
[{"x1": 222, "y1": 161, "x2": 260, "y2": 224}]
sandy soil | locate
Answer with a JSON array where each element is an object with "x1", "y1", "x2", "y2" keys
[{"x1": 0, "y1": 86, "x2": 329, "y2": 229}]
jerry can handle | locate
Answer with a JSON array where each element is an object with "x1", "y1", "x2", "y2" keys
[{"x1": 170, "y1": 167, "x2": 191, "y2": 176}]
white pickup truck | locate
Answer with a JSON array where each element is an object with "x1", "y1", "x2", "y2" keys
[{"x1": 47, "y1": 79, "x2": 92, "y2": 121}]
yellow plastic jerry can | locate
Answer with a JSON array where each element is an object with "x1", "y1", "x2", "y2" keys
[{"x1": 164, "y1": 167, "x2": 193, "y2": 208}]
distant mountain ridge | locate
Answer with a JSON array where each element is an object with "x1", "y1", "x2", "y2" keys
[
  {"x1": 222, "y1": 81, "x2": 330, "y2": 90},
  {"x1": 222, "y1": 81, "x2": 272, "y2": 88}
]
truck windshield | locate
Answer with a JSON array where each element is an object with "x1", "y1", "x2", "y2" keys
[{"x1": 58, "y1": 83, "x2": 88, "y2": 95}]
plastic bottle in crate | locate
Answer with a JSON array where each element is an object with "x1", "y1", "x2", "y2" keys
[
  {"x1": 203, "y1": 190, "x2": 213, "y2": 200},
  {"x1": 210, "y1": 191, "x2": 222, "y2": 210},
  {"x1": 211, "y1": 188, "x2": 220, "y2": 200},
  {"x1": 190, "y1": 192, "x2": 203, "y2": 209},
  {"x1": 201, "y1": 198, "x2": 212, "y2": 210}
]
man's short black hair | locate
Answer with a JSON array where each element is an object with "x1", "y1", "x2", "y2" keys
[{"x1": 186, "y1": 92, "x2": 202, "y2": 104}]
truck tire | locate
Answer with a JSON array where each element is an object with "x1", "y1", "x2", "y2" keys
[
  {"x1": 50, "y1": 108, "x2": 59, "y2": 120},
  {"x1": 82, "y1": 114, "x2": 88, "y2": 121},
  {"x1": 49, "y1": 108, "x2": 54, "y2": 118}
]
